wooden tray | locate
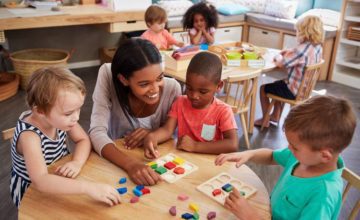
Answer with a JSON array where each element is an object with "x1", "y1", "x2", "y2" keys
[{"x1": 347, "y1": 26, "x2": 360, "y2": 41}]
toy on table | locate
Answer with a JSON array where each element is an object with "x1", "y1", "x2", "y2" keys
[
  {"x1": 146, "y1": 153, "x2": 198, "y2": 183},
  {"x1": 196, "y1": 172, "x2": 257, "y2": 205}
]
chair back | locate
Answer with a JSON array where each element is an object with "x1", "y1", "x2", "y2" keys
[
  {"x1": 2, "y1": 127, "x2": 15, "y2": 141},
  {"x1": 342, "y1": 167, "x2": 360, "y2": 220},
  {"x1": 295, "y1": 59, "x2": 324, "y2": 101},
  {"x1": 222, "y1": 70, "x2": 261, "y2": 114}
]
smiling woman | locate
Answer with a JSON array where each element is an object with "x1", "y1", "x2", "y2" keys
[{"x1": 89, "y1": 38, "x2": 182, "y2": 186}]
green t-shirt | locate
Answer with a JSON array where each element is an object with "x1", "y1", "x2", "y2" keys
[{"x1": 271, "y1": 148, "x2": 344, "y2": 220}]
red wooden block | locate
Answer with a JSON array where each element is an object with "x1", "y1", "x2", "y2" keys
[
  {"x1": 164, "y1": 161, "x2": 176, "y2": 170},
  {"x1": 141, "y1": 187, "x2": 150, "y2": 195},
  {"x1": 173, "y1": 167, "x2": 185, "y2": 174},
  {"x1": 212, "y1": 189, "x2": 221, "y2": 196}
]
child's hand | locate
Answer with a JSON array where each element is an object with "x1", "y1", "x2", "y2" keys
[
  {"x1": 177, "y1": 41, "x2": 185, "y2": 48},
  {"x1": 224, "y1": 188, "x2": 260, "y2": 220},
  {"x1": 143, "y1": 134, "x2": 160, "y2": 159},
  {"x1": 86, "y1": 182, "x2": 121, "y2": 206},
  {"x1": 126, "y1": 161, "x2": 162, "y2": 186},
  {"x1": 177, "y1": 135, "x2": 196, "y2": 152},
  {"x1": 124, "y1": 128, "x2": 150, "y2": 149},
  {"x1": 215, "y1": 152, "x2": 252, "y2": 168},
  {"x1": 55, "y1": 161, "x2": 83, "y2": 178}
]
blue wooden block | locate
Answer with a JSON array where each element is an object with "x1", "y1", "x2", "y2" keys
[
  {"x1": 119, "y1": 177, "x2": 127, "y2": 184},
  {"x1": 222, "y1": 183, "x2": 233, "y2": 192},
  {"x1": 181, "y1": 213, "x2": 194, "y2": 219},
  {"x1": 117, "y1": 187, "x2": 127, "y2": 194},
  {"x1": 133, "y1": 188, "x2": 143, "y2": 197},
  {"x1": 136, "y1": 185, "x2": 144, "y2": 190}
]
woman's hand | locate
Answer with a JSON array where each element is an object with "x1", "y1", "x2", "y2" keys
[
  {"x1": 224, "y1": 188, "x2": 261, "y2": 220},
  {"x1": 55, "y1": 161, "x2": 84, "y2": 178},
  {"x1": 177, "y1": 135, "x2": 196, "y2": 152},
  {"x1": 124, "y1": 128, "x2": 150, "y2": 149},
  {"x1": 126, "y1": 161, "x2": 162, "y2": 186},
  {"x1": 214, "y1": 151, "x2": 253, "y2": 168}
]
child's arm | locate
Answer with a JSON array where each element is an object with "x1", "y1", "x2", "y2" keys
[
  {"x1": 175, "y1": 41, "x2": 185, "y2": 48},
  {"x1": 55, "y1": 123, "x2": 91, "y2": 178},
  {"x1": 143, "y1": 117, "x2": 178, "y2": 159},
  {"x1": 215, "y1": 149, "x2": 277, "y2": 167},
  {"x1": 225, "y1": 188, "x2": 262, "y2": 220},
  {"x1": 18, "y1": 132, "x2": 121, "y2": 206},
  {"x1": 201, "y1": 27, "x2": 215, "y2": 44},
  {"x1": 190, "y1": 29, "x2": 203, "y2": 45},
  {"x1": 177, "y1": 129, "x2": 238, "y2": 154}
]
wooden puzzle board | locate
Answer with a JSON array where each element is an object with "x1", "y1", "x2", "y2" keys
[
  {"x1": 148, "y1": 153, "x2": 198, "y2": 183},
  {"x1": 196, "y1": 172, "x2": 257, "y2": 205}
]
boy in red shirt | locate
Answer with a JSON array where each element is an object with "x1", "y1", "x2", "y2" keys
[{"x1": 144, "y1": 52, "x2": 238, "y2": 158}]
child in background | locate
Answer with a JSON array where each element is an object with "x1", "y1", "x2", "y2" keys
[
  {"x1": 144, "y1": 52, "x2": 238, "y2": 159},
  {"x1": 141, "y1": 5, "x2": 184, "y2": 50},
  {"x1": 10, "y1": 67, "x2": 121, "y2": 207},
  {"x1": 182, "y1": 2, "x2": 218, "y2": 45},
  {"x1": 215, "y1": 95, "x2": 357, "y2": 220},
  {"x1": 254, "y1": 15, "x2": 324, "y2": 127}
]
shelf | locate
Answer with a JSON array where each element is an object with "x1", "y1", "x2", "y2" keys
[
  {"x1": 336, "y1": 57, "x2": 360, "y2": 69},
  {"x1": 340, "y1": 38, "x2": 360, "y2": 47},
  {"x1": 344, "y1": 16, "x2": 360, "y2": 22},
  {"x1": 332, "y1": 66, "x2": 360, "y2": 89}
]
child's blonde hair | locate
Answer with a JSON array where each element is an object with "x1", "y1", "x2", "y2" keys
[
  {"x1": 296, "y1": 15, "x2": 324, "y2": 44},
  {"x1": 26, "y1": 67, "x2": 86, "y2": 114},
  {"x1": 284, "y1": 96, "x2": 356, "y2": 153},
  {"x1": 144, "y1": 5, "x2": 167, "y2": 27}
]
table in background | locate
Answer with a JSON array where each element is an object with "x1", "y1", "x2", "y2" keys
[{"x1": 19, "y1": 139, "x2": 271, "y2": 220}]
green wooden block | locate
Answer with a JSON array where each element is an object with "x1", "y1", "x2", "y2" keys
[
  {"x1": 240, "y1": 191, "x2": 246, "y2": 196},
  {"x1": 150, "y1": 163, "x2": 158, "y2": 169},
  {"x1": 155, "y1": 166, "x2": 167, "y2": 174},
  {"x1": 193, "y1": 212, "x2": 199, "y2": 220}
]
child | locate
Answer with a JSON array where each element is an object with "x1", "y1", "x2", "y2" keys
[
  {"x1": 144, "y1": 52, "x2": 238, "y2": 159},
  {"x1": 141, "y1": 5, "x2": 184, "y2": 50},
  {"x1": 215, "y1": 95, "x2": 357, "y2": 219},
  {"x1": 254, "y1": 15, "x2": 324, "y2": 127},
  {"x1": 10, "y1": 67, "x2": 121, "y2": 207},
  {"x1": 182, "y1": 2, "x2": 218, "y2": 45}
]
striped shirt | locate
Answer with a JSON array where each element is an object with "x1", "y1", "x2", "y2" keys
[
  {"x1": 282, "y1": 41, "x2": 323, "y2": 95},
  {"x1": 10, "y1": 111, "x2": 69, "y2": 207}
]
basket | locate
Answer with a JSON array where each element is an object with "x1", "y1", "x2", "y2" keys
[
  {"x1": 10, "y1": 48, "x2": 70, "y2": 89},
  {"x1": 347, "y1": 26, "x2": 360, "y2": 41},
  {"x1": 0, "y1": 72, "x2": 20, "y2": 101}
]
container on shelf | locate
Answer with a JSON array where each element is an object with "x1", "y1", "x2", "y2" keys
[{"x1": 0, "y1": 72, "x2": 20, "y2": 102}]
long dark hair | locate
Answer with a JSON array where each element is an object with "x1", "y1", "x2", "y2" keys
[
  {"x1": 182, "y1": 2, "x2": 218, "y2": 30},
  {"x1": 111, "y1": 38, "x2": 161, "y2": 127}
]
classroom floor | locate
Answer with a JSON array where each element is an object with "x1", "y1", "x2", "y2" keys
[{"x1": 0, "y1": 66, "x2": 359, "y2": 219}]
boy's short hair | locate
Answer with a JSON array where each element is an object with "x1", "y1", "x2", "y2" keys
[
  {"x1": 284, "y1": 95, "x2": 356, "y2": 153},
  {"x1": 144, "y1": 5, "x2": 167, "y2": 27},
  {"x1": 26, "y1": 67, "x2": 86, "y2": 115},
  {"x1": 187, "y1": 52, "x2": 222, "y2": 84},
  {"x1": 296, "y1": 15, "x2": 324, "y2": 44}
]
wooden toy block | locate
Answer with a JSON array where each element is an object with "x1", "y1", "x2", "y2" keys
[
  {"x1": 212, "y1": 189, "x2": 221, "y2": 196},
  {"x1": 169, "y1": 206, "x2": 176, "y2": 216},
  {"x1": 193, "y1": 212, "x2": 199, "y2": 220},
  {"x1": 141, "y1": 188, "x2": 150, "y2": 195},
  {"x1": 207, "y1": 211, "x2": 216, "y2": 220},
  {"x1": 189, "y1": 203, "x2": 199, "y2": 212},
  {"x1": 147, "y1": 161, "x2": 158, "y2": 169},
  {"x1": 155, "y1": 166, "x2": 167, "y2": 174},
  {"x1": 173, "y1": 167, "x2": 185, "y2": 174},
  {"x1": 197, "y1": 172, "x2": 257, "y2": 205},
  {"x1": 136, "y1": 185, "x2": 144, "y2": 190},
  {"x1": 149, "y1": 153, "x2": 198, "y2": 183},
  {"x1": 164, "y1": 161, "x2": 176, "y2": 170},
  {"x1": 119, "y1": 177, "x2": 127, "y2": 184},
  {"x1": 181, "y1": 213, "x2": 194, "y2": 219},
  {"x1": 130, "y1": 196, "x2": 139, "y2": 203},
  {"x1": 117, "y1": 187, "x2": 127, "y2": 194},
  {"x1": 177, "y1": 194, "x2": 189, "y2": 201},
  {"x1": 173, "y1": 157, "x2": 185, "y2": 165},
  {"x1": 133, "y1": 188, "x2": 143, "y2": 197}
]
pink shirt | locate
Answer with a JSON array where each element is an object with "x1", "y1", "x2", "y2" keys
[
  {"x1": 168, "y1": 96, "x2": 237, "y2": 142},
  {"x1": 141, "y1": 29, "x2": 178, "y2": 50}
]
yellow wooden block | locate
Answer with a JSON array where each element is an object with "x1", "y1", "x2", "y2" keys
[
  {"x1": 173, "y1": 157, "x2": 185, "y2": 165},
  {"x1": 147, "y1": 161, "x2": 157, "y2": 167},
  {"x1": 189, "y1": 203, "x2": 199, "y2": 212}
]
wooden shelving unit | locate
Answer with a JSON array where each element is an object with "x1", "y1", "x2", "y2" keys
[{"x1": 331, "y1": 0, "x2": 360, "y2": 89}]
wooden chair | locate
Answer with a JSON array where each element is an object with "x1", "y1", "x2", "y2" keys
[
  {"x1": 218, "y1": 70, "x2": 261, "y2": 148},
  {"x1": 2, "y1": 127, "x2": 15, "y2": 141},
  {"x1": 261, "y1": 59, "x2": 325, "y2": 131},
  {"x1": 342, "y1": 167, "x2": 360, "y2": 220}
]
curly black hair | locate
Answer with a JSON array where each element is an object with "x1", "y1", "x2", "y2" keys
[{"x1": 182, "y1": 2, "x2": 218, "y2": 30}]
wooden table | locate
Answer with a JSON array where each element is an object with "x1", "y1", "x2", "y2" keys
[
  {"x1": 19, "y1": 139, "x2": 271, "y2": 220},
  {"x1": 164, "y1": 47, "x2": 279, "y2": 134}
]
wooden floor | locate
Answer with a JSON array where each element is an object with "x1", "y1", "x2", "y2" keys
[{"x1": 0, "y1": 66, "x2": 359, "y2": 219}]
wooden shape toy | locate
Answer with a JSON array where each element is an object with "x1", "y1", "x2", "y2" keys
[
  {"x1": 130, "y1": 196, "x2": 139, "y2": 203},
  {"x1": 207, "y1": 211, "x2": 216, "y2": 220},
  {"x1": 119, "y1": 177, "x2": 127, "y2": 184},
  {"x1": 181, "y1": 213, "x2": 194, "y2": 219},
  {"x1": 133, "y1": 188, "x2": 143, "y2": 197},
  {"x1": 141, "y1": 188, "x2": 150, "y2": 195},
  {"x1": 117, "y1": 187, "x2": 127, "y2": 195},
  {"x1": 193, "y1": 212, "x2": 199, "y2": 220},
  {"x1": 136, "y1": 185, "x2": 144, "y2": 190},
  {"x1": 197, "y1": 172, "x2": 257, "y2": 205},
  {"x1": 147, "y1": 161, "x2": 158, "y2": 169},
  {"x1": 189, "y1": 203, "x2": 199, "y2": 212},
  {"x1": 212, "y1": 189, "x2": 221, "y2": 196},
  {"x1": 169, "y1": 206, "x2": 176, "y2": 216},
  {"x1": 149, "y1": 153, "x2": 198, "y2": 183},
  {"x1": 177, "y1": 194, "x2": 189, "y2": 201}
]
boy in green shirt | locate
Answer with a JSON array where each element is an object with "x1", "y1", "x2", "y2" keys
[{"x1": 215, "y1": 95, "x2": 357, "y2": 219}]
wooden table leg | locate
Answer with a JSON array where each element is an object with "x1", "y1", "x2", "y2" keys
[{"x1": 248, "y1": 77, "x2": 258, "y2": 134}]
